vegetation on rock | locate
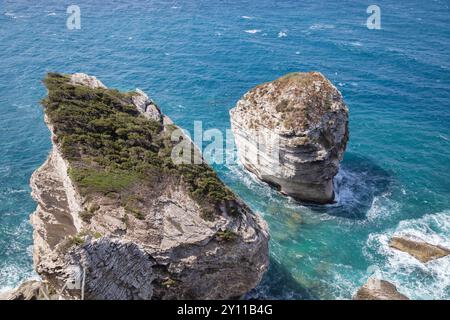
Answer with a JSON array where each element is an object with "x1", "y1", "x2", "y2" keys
[
  {"x1": 216, "y1": 230, "x2": 238, "y2": 242},
  {"x1": 41, "y1": 73, "x2": 237, "y2": 220}
]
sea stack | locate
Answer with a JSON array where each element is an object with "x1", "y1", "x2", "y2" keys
[
  {"x1": 230, "y1": 72, "x2": 349, "y2": 203},
  {"x1": 27, "y1": 73, "x2": 269, "y2": 300}
]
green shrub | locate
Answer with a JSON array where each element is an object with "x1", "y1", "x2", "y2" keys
[
  {"x1": 69, "y1": 235, "x2": 85, "y2": 246},
  {"x1": 41, "y1": 73, "x2": 237, "y2": 220},
  {"x1": 93, "y1": 232, "x2": 102, "y2": 239},
  {"x1": 161, "y1": 278, "x2": 177, "y2": 288},
  {"x1": 216, "y1": 230, "x2": 237, "y2": 242},
  {"x1": 69, "y1": 168, "x2": 141, "y2": 194}
]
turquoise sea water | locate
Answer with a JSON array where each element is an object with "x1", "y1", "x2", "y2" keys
[{"x1": 0, "y1": 0, "x2": 449, "y2": 299}]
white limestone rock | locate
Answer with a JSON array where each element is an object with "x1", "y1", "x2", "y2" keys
[
  {"x1": 230, "y1": 72, "x2": 349, "y2": 203},
  {"x1": 132, "y1": 88, "x2": 163, "y2": 123},
  {"x1": 70, "y1": 73, "x2": 106, "y2": 89}
]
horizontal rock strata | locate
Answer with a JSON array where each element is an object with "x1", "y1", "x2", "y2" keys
[
  {"x1": 230, "y1": 72, "x2": 349, "y2": 203},
  {"x1": 29, "y1": 73, "x2": 269, "y2": 300}
]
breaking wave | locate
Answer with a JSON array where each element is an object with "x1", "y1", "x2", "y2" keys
[{"x1": 365, "y1": 211, "x2": 450, "y2": 300}]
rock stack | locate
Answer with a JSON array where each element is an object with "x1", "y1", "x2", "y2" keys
[{"x1": 230, "y1": 72, "x2": 349, "y2": 203}]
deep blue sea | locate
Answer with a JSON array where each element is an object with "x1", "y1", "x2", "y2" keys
[{"x1": 0, "y1": 0, "x2": 449, "y2": 299}]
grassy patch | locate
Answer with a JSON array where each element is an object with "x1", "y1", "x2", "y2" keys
[{"x1": 69, "y1": 168, "x2": 141, "y2": 194}]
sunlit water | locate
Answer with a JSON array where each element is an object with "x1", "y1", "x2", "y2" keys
[{"x1": 0, "y1": 0, "x2": 449, "y2": 299}]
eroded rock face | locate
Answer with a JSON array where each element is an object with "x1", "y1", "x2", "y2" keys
[
  {"x1": 30, "y1": 73, "x2": 269, "y2": 300},
  {"x1": 389, "y1": 236, "x2": 450, "y2": 263},
  {"x1": 230, "y1": 72, "x2": 349, "y2": 203},
  {"x1": 132, "y1": 89, "x2": 163, "y2": 123},
  {"x1": 353, "y1": 278, "x2": 409, "y2": 300},
  {"x1": 70, "y1": 73, "x2": 106, "y2": 89},
  {"x1": 0, "y1": 281, "x2": 44, "y2": 300}
]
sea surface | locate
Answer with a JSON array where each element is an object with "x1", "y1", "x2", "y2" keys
[{"x1": 0, "y1": 0, "x2": 449, "y2": 299}]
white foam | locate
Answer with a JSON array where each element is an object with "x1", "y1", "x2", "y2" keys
[
  {"x1": 4, "y1": 12, "x2": 27, "y2": 19},
  {"x1": 8, "y1": 188, "x2": 27, "y2": 194},
  {"x1": 241, "y1": 16, "x2": 253, "y2": 20},
  {"x1": 0, "y1": 264, "x2": 39, "y2": 293},
  {"x1": 4, "y1": 12, "x2": 17, "y2": 19},
  {"x1": 244, "y1": 29, "x2": 261, "y2": 34},
  {"x1": 365, "y1": 211, "x2": 450, "y2": 299},
  {"x1": 278, "y1": 31, "x2": 287, "y2": 38},
  {"x1": 349, "y1": 41, "x2": 363, "y2": 47},
  {"x1": 395, "y1": 212, "x2": 450, "y2": 247},
  {"x1": 329, "y1": 267, "x2": 362, "y2": 300},
  {"x1": 309, "y1": 23, "x2": 335, "y2": 30},
  {"x1": 366, "y1": 191, "x2": 400, "y2": 222}
]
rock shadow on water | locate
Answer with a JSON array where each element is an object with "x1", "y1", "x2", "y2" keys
[
  {"x1": 305, "y1": 153, "x2": 394, "y2": 220},
  {"x1": 245, "y1": 258, "x2": 317, "y2": 300}
]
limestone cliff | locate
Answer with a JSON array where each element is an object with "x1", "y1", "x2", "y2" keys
[
  {"x1": 230, "y1": 72, "x2": 349, "y2": 203},
  {"x1": 28, "y1": 73, "x2": 269, "y2": 300}
]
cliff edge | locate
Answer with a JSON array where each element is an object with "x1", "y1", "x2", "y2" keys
[{"x1": 28, "y1": 73, "x2": 269, "y2": 300}]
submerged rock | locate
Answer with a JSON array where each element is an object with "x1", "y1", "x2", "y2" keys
[
  {"x1": 353, "y1": 278, "x2": 409, "y2": 300},
  {"x1": 230, "y1": 72, "x2": 349, "y2": 204},
  {"x1": 389, "y1": 236, "x2": 450, "y2": 263},
  {"x1": 30, "y1": 73, "x2": 269, "y2": 300}
]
